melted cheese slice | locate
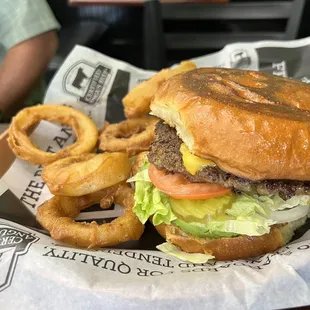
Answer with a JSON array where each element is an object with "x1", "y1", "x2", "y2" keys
[{"x1": 180, "y1": 143, "x2": 216, "y2": 175}]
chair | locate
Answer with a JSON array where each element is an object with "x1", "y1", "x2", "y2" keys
[{"x1": 144, "y1": 0, "x2": 307, "y2": 70}]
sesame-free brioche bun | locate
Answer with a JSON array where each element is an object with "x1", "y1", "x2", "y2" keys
[{"x1": 150, "y1": 68, "x2": 310, "y2": 181}]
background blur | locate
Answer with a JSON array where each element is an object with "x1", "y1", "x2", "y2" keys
[{"x1": 46, "y1": 0, "x2": 310, "y2": 83}]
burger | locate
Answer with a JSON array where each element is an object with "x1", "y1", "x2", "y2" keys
[{"x1": 129, "y1": 68, "x2": 310, "y2": 262}]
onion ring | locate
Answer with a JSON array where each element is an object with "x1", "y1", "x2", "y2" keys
[
  {"x1": 99, "y1": 117, "x2": 158, "y2": 157},
  {"x1": 42, "y1": 153, "x2": 131, "y2": 196},
  {"x1": 131, "y1": 151, "x2": 149, "y2": 177},
  {"x1": 36, "y1": 184, "x2": 144, "y2": 248},
  {"x1": 8, "y1": 104, "x2": 98, "y2": 165}
]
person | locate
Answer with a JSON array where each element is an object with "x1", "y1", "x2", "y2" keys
[{"x1": 0, "y1": 0, "x2": 60, "y2": 122}]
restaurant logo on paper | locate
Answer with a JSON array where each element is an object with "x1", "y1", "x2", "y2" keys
[
  {"x1": 63, "y1": 60, "x2": 112, "y2": 105},
  {"x1": 0, "y1": 225, "x2": 38, "y2": 292}
]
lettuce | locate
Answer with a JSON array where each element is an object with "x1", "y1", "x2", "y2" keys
[
  {"x1": 129, "y1": 167, "x2": 176, "y2": 225},
  {"x1": 156, "y1": 242, "x2": 214, "y2": 263},
  {"x1": 130, "y1": 166, "x2": 274, "y2": 238},
  {"x1": 175, "y1": 217, "x2": 273, "y2": 238},
  {"x1": 174, "y1": 194, "x2": 274, "y2": 238},
  {"x1": 255, "y1": 194, "x2": 310, "y2": 211},
  {"x1": 129, "y1": 164, "x2": 308, "y2": 240},
  {"x1": 134, "y1": 180, "x2": 177, "y2": 225},
  {"x1": 127, "y1": 168, "x2": 151, "y2": 183}
]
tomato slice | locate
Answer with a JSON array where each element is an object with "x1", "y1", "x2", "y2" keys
[{"x1": 148, "y1": 164, "x2": 231, "y2": 200}]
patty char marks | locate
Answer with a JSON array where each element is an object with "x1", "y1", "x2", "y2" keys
[{"x1": 148, "y1": 121, "x2": 310, "y2": 200}]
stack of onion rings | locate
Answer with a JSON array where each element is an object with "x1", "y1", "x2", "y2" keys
[
  {"x1": 36, "y1": 184, "x2": 144, "y2": 248},
  {"x1": 42, "y1": 153, "x2": 131, "y2": 196},
  {"x1": 7, "y1": 104, "x2": 147, "y2": 248},
  {"x1": 8, "y1": 105, "x2": 98, "y2": 165},
  {"x1": 99, "y1": 117, "x2": 158, "y2": 157}
]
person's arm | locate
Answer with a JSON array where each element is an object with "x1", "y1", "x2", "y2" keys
[{"x1": 0, "y1": 31, "x2": 58, "y2": 120}]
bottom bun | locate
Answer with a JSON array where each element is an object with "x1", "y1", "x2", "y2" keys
[{"x1": 155, "y1": 217, "x2": 307, "y2": 261}]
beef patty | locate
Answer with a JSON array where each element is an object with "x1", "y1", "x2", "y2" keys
[{"x1": 148, "y1": 121, "x2": 310, "y2": 199}]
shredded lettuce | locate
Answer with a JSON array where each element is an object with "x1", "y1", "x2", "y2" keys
[
  {"x1": 157, "y1": 242, "x2": 215, "y2": 263},
  {"x1": 227, "y1": 194, "x2": 271, "y2": 218},
  {"x1": 175, "y1": 217, "x2": 273, "y2": 238},
  {"x1": 255, "y1": 194, "x2": 310, "y2": 211},
  {"x1": 174, "y1": 194, "x2": 274, "y2": 238}
]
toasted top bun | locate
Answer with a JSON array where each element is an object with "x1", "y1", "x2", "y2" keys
[{"x1": 150, "y1": 68, "x2": 310, "y2": 181}]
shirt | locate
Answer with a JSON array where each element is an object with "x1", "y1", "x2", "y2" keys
[{"x1": 0, "y1": 0, "x2": 60, "y2": 121}]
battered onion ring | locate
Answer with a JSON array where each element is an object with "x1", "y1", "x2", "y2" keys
[
  {"x1": 42, "y1": 153, "x2": 131, "y2": 196},
  {"x1": 131, "y1": 151, "x2": 149, "y2": 177},
  {"x1": 8, "y1": 104, "x2": 98, "y2": 165},
  {"x1": 99, "y1": 117, "x2": 158, "y2": 157},
  {"x1": 36, "y1": 184, "x2": 144, "y2": 248}
]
